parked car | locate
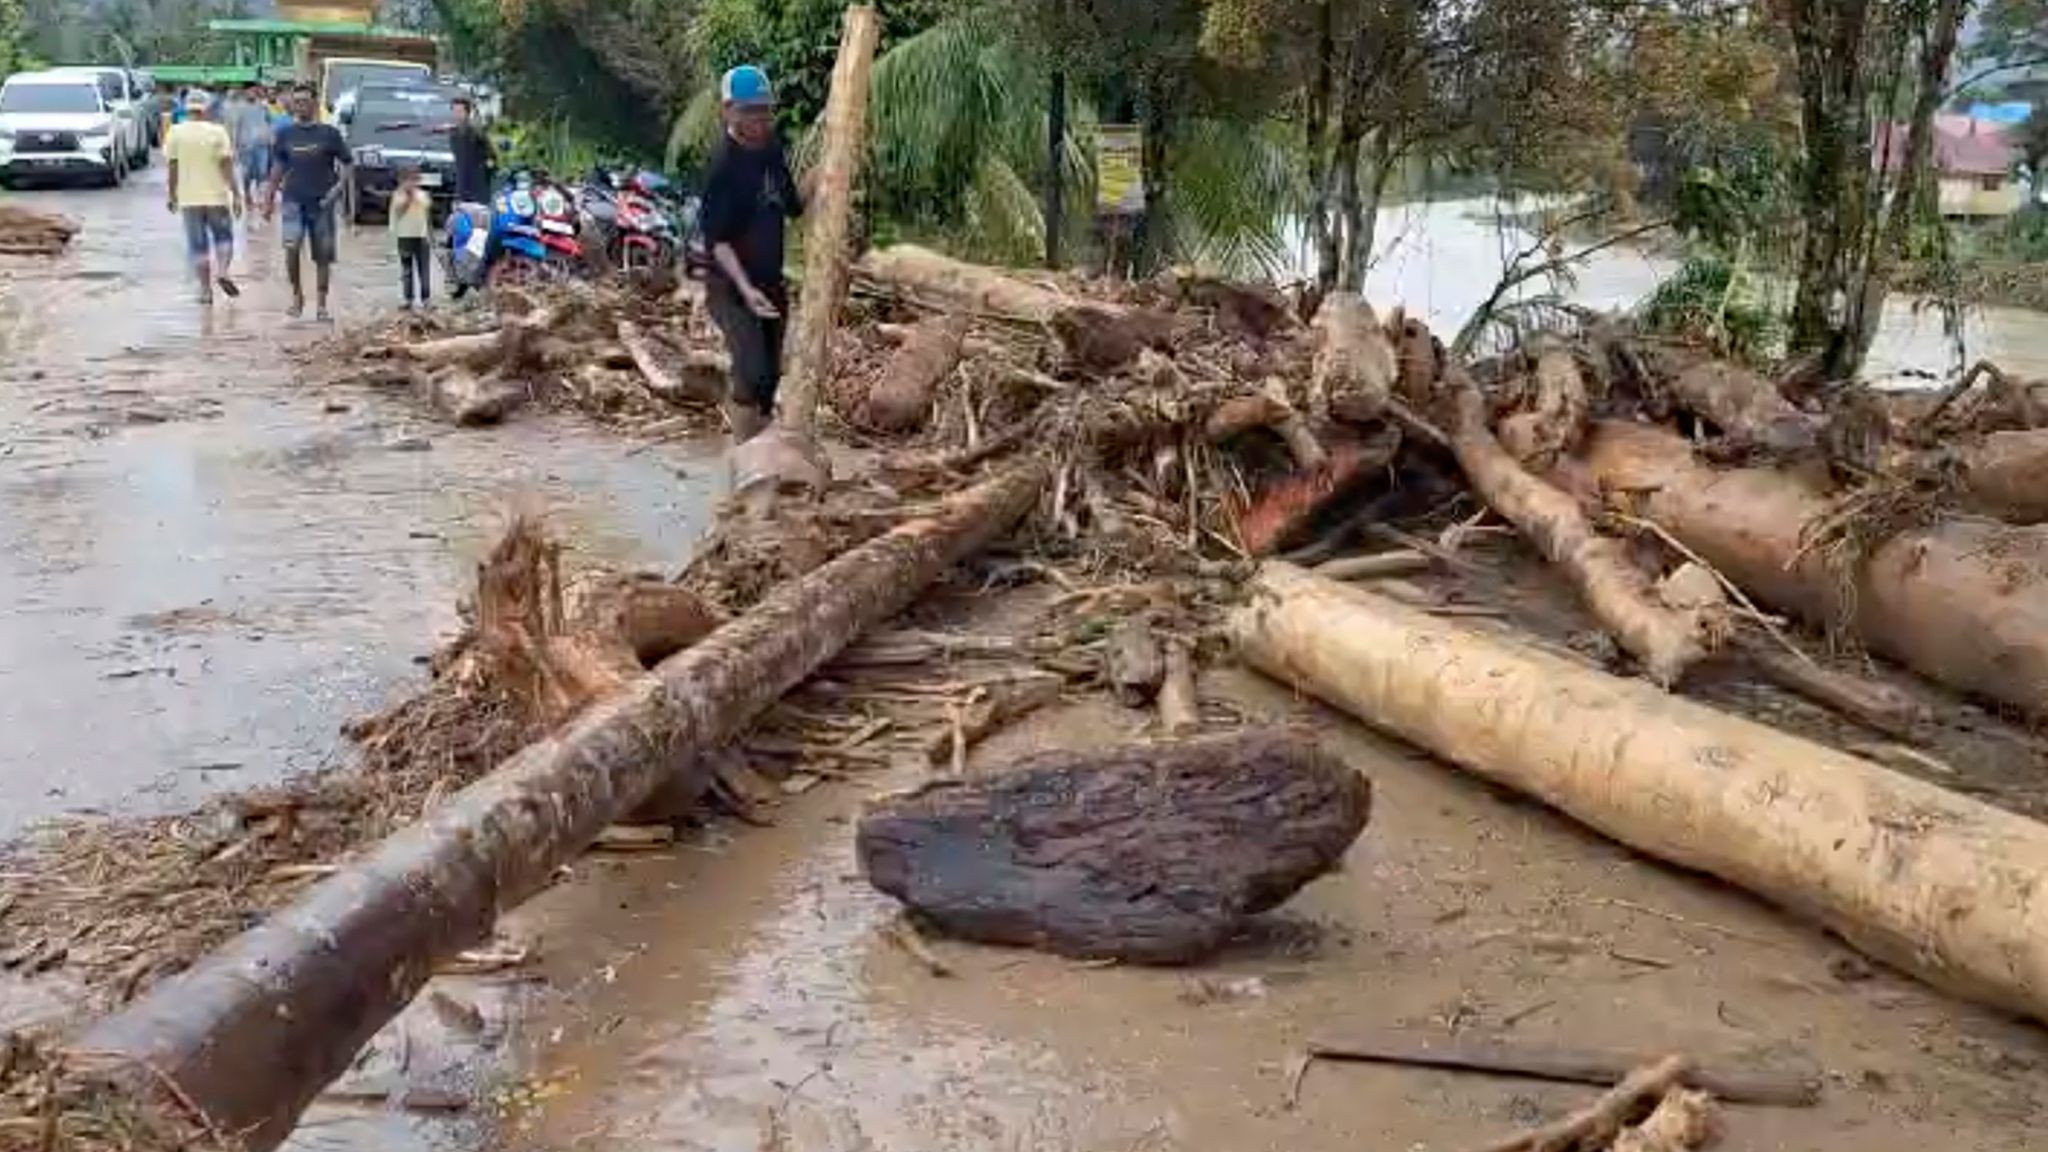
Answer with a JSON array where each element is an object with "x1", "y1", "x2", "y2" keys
[
  {"x1": 44, "y1": 66, "x2": 151, "y2": 170},
  {"x1": 341, "y1": 82, "x2": 465, "y2": 223},
  {"x1": 0, "y1": 71, "x2": 131, "y2": 188}
]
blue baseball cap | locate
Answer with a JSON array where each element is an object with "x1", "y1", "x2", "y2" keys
[{"x1": 721, "y1": 65, "x2": 775, "y2": 107}]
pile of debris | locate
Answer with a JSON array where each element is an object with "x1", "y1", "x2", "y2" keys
[
  {"x1": 0, "y1": 203, "x2": 79, "y2": 257},
  {"x1": 309, "y1": 279, "x2": 733, "y2": 434}
]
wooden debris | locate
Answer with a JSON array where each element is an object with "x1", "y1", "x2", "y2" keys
[
  {"x1": 1157, "y1": 638, "x2": 1200, "y2": 736},
  {"x1": 1235, "y1": 565, "x2": 2048, "y2": 1032},
  {"x1": 860, "y1": 313, "x2": 970, "y2": 432},
  {"x1": 1312, "y1": 296, "x2": 1397, "y2": 424},
  {"x1": 1313, "y1": 549, "x2": 1431, "y2": 582},
  {"x1": 1447, "y1": 373, "x2": 1707, "y2": 685},
  {"x1": 858, "y1": 731, "x2": 1370, "y2": 964},
  {"x1": 1464, "y1": 1055, "x2": 1691, "y2": 1152},
  {"x1": 1105, "y1": 617, "x2": 1167, "y2": 707},
  {"x1": 1613, "y1": 1089, "x2": 1719, "y2": 1152},
  {"x1": 920, "y1": 673, "x2": 1064, "y2": 766}
]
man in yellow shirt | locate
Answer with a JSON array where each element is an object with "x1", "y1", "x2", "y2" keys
[{"x1": 165, "y1": 91, "x2": 244, "y2": 305}]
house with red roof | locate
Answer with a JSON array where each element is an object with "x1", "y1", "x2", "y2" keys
[{"x1": 1879, "y1": 114, "x2": 2024, "y2": 218}]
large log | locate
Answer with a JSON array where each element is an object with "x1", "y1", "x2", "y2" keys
[
  {"x1": 71, "y1": 462, "x2": 1049, "y2": 1151},
  {"x1": 858, "y1": 244, "x2": 1068, "y2": 323},
  {"x1": 1663, "y1": 360, "x2": 1818, "y2": 455},
  {"x1": 1448, "y1": 379, "x2": 1706, "y2": 685},
  {"x1": 1568, "y1": 420, "x2": 2048, "y2": 714},
  {"x1": 857, "y1": 731, "x2": 1370, "y2": 964},
  {"x1": 861, "y1": 312, "x2": 969, "y2": 432},
  {"x1": 772, "y1": 4, "x2": 880, "y2": 439},
  {"x1": 1233, "y1": 564, "x2": 2048, "y2": 1027},
  {"x1": 1959, "y1": 428, "x2": 2048, "y2": 524}
]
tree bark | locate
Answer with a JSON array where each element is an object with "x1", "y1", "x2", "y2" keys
[
  {"x1": 858, "y1": 731, "x2": 1370, "y2": 964},
  {"x1": 1311, "y1": 295, "x2": 1398, "y2": 424},
  {"x1": 1851, "y1": 0, "x2": 1969, "y2": 363},
  {"x1": 859, "y1": 243, "x2": 1070, "y2": 323},
  {"x1": 1564, "y1": 420, "x2": 2048, "y2": 715},
  {"x1": 1307, "y1": 0, "x2": 1337, "y2": 296},
  {"x1": 773, "y1": 4, "x2": 881, "y2": 440},
  {"x1": 1339, "y1": 133, "x2": 1393, "y2": 294},
  {"x1": 860, "y1": 313, "x2": 970, "y2": 432},
  {"x1": 1960, "y1": 429, "x2": 2048, "y2": 524},
  {"x1": 1448, "y1": 377, "x2": 1707, "y2": 685},
  {"x1": 1045, "y1": 0, "x2": 1068, "y2": 269},
  {"x1": 1786, "y1": 0, "x2": 1879, "y2": 379},
  {"x1": 1663, "y1": 360, "x2": 1819, "y2": 456},
  {"x1": 1234, "y1": 564, "x2": 2048, "y2": 1029},
  {"x1": 70, "y1": 461, "x2": 1049, "y2": 1152}
]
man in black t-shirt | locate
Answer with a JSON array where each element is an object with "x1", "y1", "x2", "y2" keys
[
  {"x1": 698, "y1": 64, "x2": 802, "y2": 440},
  {"x1": 448, "y1": 96, "x2": 495, "y2": 205},
  {"x1": 264, "y1": 84, "x2": 351, "y2": 320}
]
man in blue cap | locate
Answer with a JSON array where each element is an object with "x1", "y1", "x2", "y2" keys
[{"x1": 698, "y1": 63, "x2": 803, "y2": 440}]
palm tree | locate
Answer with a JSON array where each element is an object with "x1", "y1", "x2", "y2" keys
[{"x1": 669, "y1": 3, "x2": 1304, "y2": 279}]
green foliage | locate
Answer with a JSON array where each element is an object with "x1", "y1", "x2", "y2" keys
[
  {"x1": 1982, "y1": 204, "x2": 2048, "y2": 262},
  {"x1": 1640, "y1": 252, "x2": 1787, "y2": 365},
  {"x1": 0, "y1": 0, "x2": 26, "y2": 79}
]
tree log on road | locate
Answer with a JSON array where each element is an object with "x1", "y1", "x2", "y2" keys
[
  {"x1": 1234, "y1": 565, "x2": 2048, "y2": 1028},
  {"x1": 70, "y1": 462, "x2": 1049, "y2": 1152},
  {"x1": 858, "y1": 730, "x2": 1370, "y2": 963},
  {"x1": 1448, "y1": 375, "x2": 1708, "y2": 685},
  {"x1": 1565, "y1": 420, "x2": 2048, "y2": 714}
]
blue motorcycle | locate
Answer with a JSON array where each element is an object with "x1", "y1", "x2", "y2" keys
[{"x1": 446, "y1": 170, "x2": 584, "y2": 292}]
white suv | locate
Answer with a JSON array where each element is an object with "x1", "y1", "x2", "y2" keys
[
  {"x1": 45, "y1": 66, "x2": 151, "y2": 170},
  {"x1": 0, "y1": 72, "x2": 130, "y2": 188}
]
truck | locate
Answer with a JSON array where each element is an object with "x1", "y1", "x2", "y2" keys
[{"x1": 195, "y1": 1, "x2": 441, "y2": 116}]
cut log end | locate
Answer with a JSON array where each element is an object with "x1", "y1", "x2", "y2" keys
[{"x1": 858, "y1": 731, "x2": 1370, "y2": 964}]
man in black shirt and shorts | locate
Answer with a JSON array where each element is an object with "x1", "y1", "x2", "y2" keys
[
  {"x1": 264, "y1": 83, "x2": 351, "y2": 320},
  {"x1": 698, "y1": 64, "x2": 802, "y2": 441}
]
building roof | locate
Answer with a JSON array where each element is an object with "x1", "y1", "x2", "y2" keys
[{"x1": 1879, "y1": 115, "x2": 2016, "y2": 177}]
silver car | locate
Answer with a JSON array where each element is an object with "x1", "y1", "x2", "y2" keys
[{"x1": 0, "y1": 72, "x2": 132, "y2": 188}]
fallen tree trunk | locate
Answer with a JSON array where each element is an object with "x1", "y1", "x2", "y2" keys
[
  {"x1": 858, "y1": 730, "x2": 1370, "y2": 963},
  {"x1": 71, "y1": 461, "x2": 1049, "y2": 1151},
  {"x1": 1447, "y1": 378, "x2": 1706, "y2": 685},
  {"x1": 1959, "y1": 428, "x2": 2048, "y2": 524},
  {"x1": 1663, "y1": 360, "x2": 1818, "y2": 456},
  {"x1": 861, "y1": 312, "x2": 969, "y2": 432},
  {"x1": 1234, "y1": 564, "x2": 2048, "y2": 1028},
  {"x1": 858, "y1": 244, "x2": 1070, "y2": 323},
  {"x1": 1496, "y1": 343, "x2": 1590, "y2": 470},
  {"x1": 1568, "y1": 420, "x2": 2048, "y2": 714},
  {"x1": 618, "y1": 320, "x2": 727, "y2": 406}
]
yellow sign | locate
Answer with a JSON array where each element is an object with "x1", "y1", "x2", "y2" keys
[{"x1": 1096, "y1": 124, "x2": 1144, "y2": 215}]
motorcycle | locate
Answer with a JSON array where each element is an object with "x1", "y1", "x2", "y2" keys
[
  {"x1": 579, "y1": 166, "x2": 682, "y2": 275},
  {"x1": 446, "y1": 169, "x2": 588, "y2": 292}
]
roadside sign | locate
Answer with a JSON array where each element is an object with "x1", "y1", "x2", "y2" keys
[{"x1": 1097, "y1": 123, "x2": 1143, "y2": 215}]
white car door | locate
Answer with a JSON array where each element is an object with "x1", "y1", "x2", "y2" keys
[{"x1": 95, "y1": 74, "x2": 134, "y2": 158}]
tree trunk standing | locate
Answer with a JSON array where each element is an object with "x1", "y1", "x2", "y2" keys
[
  {"x1": 71, "y1": 464, "x2": 1049, "y2": 1152},
  {"x1": 1339, "y1": 134, "x2": 1394, "y2": 293},
  {"x1": 1850, "y1": 0, "x2": 1969, "y2": 360},
  {"x1": 1045, "y1": 0, "x2": 1068, "y2": 269},
  {"x1": 1328, "y1": 95, "x2": 1363, "y2": 295},
  {"x1": 772, "y1": 4, "x2": 882, "y2": 442},
  {"x1": 1786, "y1": 0, "x2": 1878, "y2": 378},
  {"x1": 1307, "y1": 0, "x2": 1337, "y2": 296},
  {"x1": 1133, "y1": 96, "x2": 1173, "y2": 275}
]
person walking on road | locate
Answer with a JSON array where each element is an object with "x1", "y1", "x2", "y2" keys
[
  {"x1": 224, "y1": 84, "x2": 273, "y2": 202},
  {"x1": 389, "y1": 166, "x2": 434, "y2": 310},
  {"x1": 164, "y1": 90, "x2": 244, "y2": 306},
  {"x1": 264, "y1": 83, "x2": 351, "y2": 321},
  {"x1": 698, "y1": 64, "x2": 802, "y2": 441}
]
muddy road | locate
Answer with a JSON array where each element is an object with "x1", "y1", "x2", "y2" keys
[{"x1": 0, "y1": 167, "x2": 720, "y2": 836}]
